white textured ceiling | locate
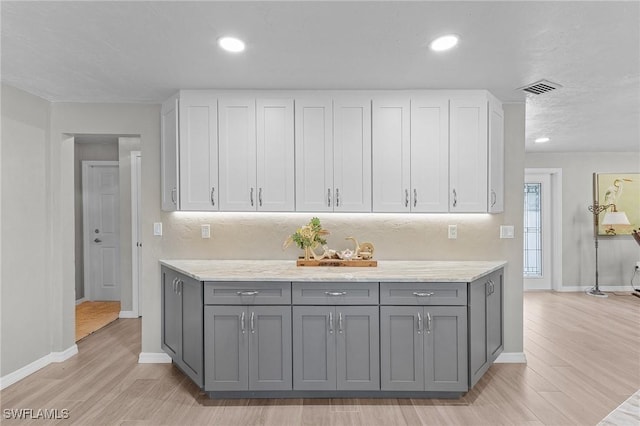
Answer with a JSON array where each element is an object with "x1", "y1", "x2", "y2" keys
[{"x1": 1, "y1": 1, "x2": 639, "y2": 152}]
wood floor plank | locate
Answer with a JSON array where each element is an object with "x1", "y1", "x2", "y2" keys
[{"x1": 1, "y1": 292, "x2": 638, "y2": 426}]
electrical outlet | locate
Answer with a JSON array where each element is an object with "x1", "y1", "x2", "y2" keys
[
  {"x1": 201, "y1": 224, "x2": 211, "y2": 239},
  {"x1": 153, "y1": 222, "x2": 162, "y2": 236},
  {"x1": 500, "y1": 225, "x2": 515, "y2": 239},
  {"x1": 448, "y1": 225, "x2": 457, "y2": 239}
]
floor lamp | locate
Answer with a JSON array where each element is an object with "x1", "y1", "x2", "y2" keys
[{"x1": 587, "y1": 202, "x2": 630, "y2": 298}]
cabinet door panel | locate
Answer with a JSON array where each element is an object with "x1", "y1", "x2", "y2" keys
[
  {"x1": 204, "y1": 306, "x2": 248, "y2": 391},
  {"x1": 181, "y1": 275, "x2": 203, "y2": 387},
  {"x1": 380, "y1": 306, "x2": 423, "y2": 391},
  {"x1": 161, "y1": 94, "x2": 179, "y2": 211},
  {"x1": 161, "y1": 268, "x2": 180, "y2": 358},
  {"x1": 488, "y1": 99, "x2": 504, "y2": 213},
  {"x1": 333, "y1": 98, "x2": 372, "y2": 212},
  {"x1": 372, "y1": 99, "x2": 411, "y2": 212},
  {"x1": 179, "y1": 91, "x2": 218, "y2": 211},
  {"x1": 336, "y1": 306, "x2": 380, "y2": 390},
  {"x1": 249, "y1": 306, "x2": 292, "y2": 390},
  {"x1": 469, "y1": 277, "x2": 488, "y2": 387},
  {"x1": 293, "y1": 306, "x2": 336, "y2": 390},
  {"x1": 257, "y1": 99, "x2": 294, "y2": 211},
  {"x1": 487, "y1": 271, "x2": 504, "y2": 361},
  {"x1": 449, "y1": 97, "x2": 488, "y2": 212},
  {"x1": 219, "y1": 97, "x2": 257, "y2": 211},
  {"x1": 424, "y1": 306, "x2": 467, "y2": 392},
  {"x1": 295, "y1": 99, "x2": 333, "y2": 212},
  {"x1": 410, "y1": 97, "x2": 449, "y2": 212}
]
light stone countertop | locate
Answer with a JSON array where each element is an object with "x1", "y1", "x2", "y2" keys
[{"x1": 159, "y1": 259, "x2": 507, "y2": 283}]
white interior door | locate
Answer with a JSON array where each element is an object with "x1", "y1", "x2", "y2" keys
[
  {"x1": 131, "y1": 151, "x2": 141, "y2": 316},
  {"x1": 83, "y1": 162, "x2": 120, "y2": 301},
  {"x1": 524, "y1": 173, "x2": 552, "y2": 290}
]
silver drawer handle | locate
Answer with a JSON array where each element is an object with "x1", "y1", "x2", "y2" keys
[
  {"x1": 237, "y1": 290, "x2": 259, "y2": 296},
  {"x1": 413, "y1": 292, "x2": 434, "y2": 297},
  {"x1": 325, "y1": 291, "x2": 347, "y2": 296}
]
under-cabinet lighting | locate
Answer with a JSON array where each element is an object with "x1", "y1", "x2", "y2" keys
[{"x1": 217, "y1": 36, "x2": 245, "y2": 53}]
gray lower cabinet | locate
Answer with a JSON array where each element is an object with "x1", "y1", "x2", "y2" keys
[
  {"x1": 380, "y1": 306, "x2": 468, "y2": 392},
  {"x1": 469, "y1": 269, "x2": 504, "y2": 387},
  {"x1": 204, "y1": 305, "x2": 292, "y2": 391},
  {"x1": 161, "y1": 267, "x2": 204, "y2": 387},
  {"x1": 293, "y1": 306, "x2": 380, "y2": 391}
]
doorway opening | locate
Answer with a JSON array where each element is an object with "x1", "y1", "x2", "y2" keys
[{"x1": 524, "y1": 168, "x2": 563, "y2": 291}]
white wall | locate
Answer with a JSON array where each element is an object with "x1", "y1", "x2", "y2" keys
[
  {"x1": 525, "y1": 152, "x2": 640, "y2": 289},
  {"x1": 1, "y1": 85, "x2": 51, "y2": 376},
  {"x1": 74, "y1": 140, "x2": 119, "y2": 300}
]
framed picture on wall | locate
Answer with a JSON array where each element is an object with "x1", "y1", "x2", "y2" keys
[{"x1": 596, "y1": 173, "x2": 639, "y2": 235}]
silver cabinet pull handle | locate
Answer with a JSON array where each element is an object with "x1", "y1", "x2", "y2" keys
[
  {"x1": 258, "y1": 187, "x2": 263, "y2": 207},
  {"x1": 171, "y1": 188, "x2": 177, "y2": 205},
  {"x1": 250, "y1": 311, "x2": 255, "y2": 334},
  {"x1": 325, "y1": 291, "x2": 347, "y2": 296},
  {"x1": 172, "y1": 277, "x2": 178, "y2": 293},
  {"x1": 210, "y1": 187, "x2": 215, "y2": 206},
  {"x1": 237, "y1": 290, "x2": 259, "y2": 296},
  {"x1": 241, "y1": 311, "x2": 246, "y2": 334},
  {"x1": 405, "y1": 189, "x2": 409, "y2": 208},
  {"x1": 329, "y1": 311, "x2": 334, "y2": 334},
  {"x1": 452, "y1": 189, "x2": 457, "y2": 207},
  {"x1": 491, "y1": 190, "x2": 497, "y2": 207},
  {"x1": 486, "y1": 281, "x2": 492, "y2": 296},
  {"x1": 417, "y1": 312, "x2": 422, "y2": 334},
  {"x1": 338, "y1": 312, "x2": 343, "y2": 334},
  {"x1": 413, "y1": 292, "x2": 434, "y2": 297},
  {"x1": 327, "y1": 188, "x2": 331, "y2": 207},
  {"x1": 177, "y1": 280, "x2": 182, "y2": 295},
  {"x1": 426, "y1": 312, "x2": 432, "y2": 334},
  {"x1": 336, "y1": 188, "x2": 340, "y2": 207},
  {"x1": 250, "y1": 187, "x2": 254, "y2": 207}
]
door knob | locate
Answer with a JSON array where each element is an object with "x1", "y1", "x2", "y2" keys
[{"x1": 94, "y1": 238, "x2": 102, "y2": 243}]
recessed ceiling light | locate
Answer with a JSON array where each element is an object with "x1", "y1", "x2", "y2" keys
[
  {"x1": 217, "y1": 36, "x2": 245, "y2": 53},
  {"x1": 534, "y1": 137, "x2": 550, "y2": 143},
  {"x1": 429, "y1": 34, "x2": 459, "y2": 52}
]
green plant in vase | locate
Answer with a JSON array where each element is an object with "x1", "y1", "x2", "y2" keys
[{"x1": 282, "y1": 217, "x2": 329, "y2": 260}]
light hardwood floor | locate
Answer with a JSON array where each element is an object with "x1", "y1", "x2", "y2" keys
[
  {"x1": 1, "y1": 292, "x2": 638, "y2": 425},
  {"x1": 75, "y1": 301, "x2": 121, "y2": 341}
]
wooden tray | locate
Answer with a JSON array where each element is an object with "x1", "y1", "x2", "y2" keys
[{"x1": 296, "y1": 258, "x2": 377, "y2": 267}]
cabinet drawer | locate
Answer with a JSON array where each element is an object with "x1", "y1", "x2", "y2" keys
[
  {"x1": 292, "y1": 282, "x2": 379, "y2": 305},
  {"x1": 380, "y1": 282, "x2": 467, "y2": 305},
  {"x1": 204, "y1": 282, "x2": 291, "y2": 305}
]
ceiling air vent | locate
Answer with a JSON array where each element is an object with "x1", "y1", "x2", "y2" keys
[{"x1": 518, "y1": 79, "x2": 562, "y2": 95}]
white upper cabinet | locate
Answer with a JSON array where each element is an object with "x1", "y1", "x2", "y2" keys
[
  {"x1": 449, "y1": 96, "x2": 489, "y2": 213},
  {"x1": 372, "y1": 98, "x2": 411, "y2": 213},
  {"x1": 256, "y1": 99, "x2": 295, "y2": 211},
  {"x1": 410, "y1": 97, "x2": 450, "y2": 213},
  {"x1": 488, "y1": 97, "x2": 505, "y2": 213},
  {"x1": 179, "y1": 91, "x2": 219, "y2": 211},
  {"x1": 333, "y1": 97, "x2": 372, "y2": 212},
  {"x1": 161, "y1": 93, "x2": 179, "y2": 212},
  {"x1": 218, "y1": 97, "x2": 257, "y2": 211},
  {"x1": 295, "y1": 99, "x2": 334, "y2": 212}
]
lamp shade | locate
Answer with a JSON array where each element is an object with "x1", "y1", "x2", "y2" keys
[{"x1": 602, "y1": 211, "x2": 631, "y2": 225}]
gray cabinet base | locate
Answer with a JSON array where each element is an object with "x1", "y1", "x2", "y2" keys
[{"x1": 206, "y1": 390, "x2": 464, "y2": 399}]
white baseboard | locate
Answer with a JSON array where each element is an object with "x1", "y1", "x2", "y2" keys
[
  {"x1": 0, "y1": 344, "x2": 78, "y2": 390},
  {"x1": 138, "y1": 352, "x2": 172, "y2": 364},
  {"x1": 75, "y1": 297, "x2": 86, "y2": 305},
  {"x1": 495, "y1": 352, "x2": 527, "y2": 364},
  {"x1": 119, "y1": 310, "x2": 139, "y2": 319},
  {"x1": 557, "y1": 285, "x2": 636, "y2": 293}
]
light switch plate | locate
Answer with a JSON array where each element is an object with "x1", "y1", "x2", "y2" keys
[
  {"x1": 500, "y1": 225, "x2": 515, "y2": 239},
  {"x1": 201, "y1": 224, "x2": 211, "y2": 239},
  {"x1": 448, "y1": 225, "x2": 457, "y2": 239},
  {"x1": 153, "y1": 222, "x2": 163, "y2": 236}
]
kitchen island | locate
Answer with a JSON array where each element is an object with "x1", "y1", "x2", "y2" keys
[{"x1": 160, "y1": 260, "x2": 506, "y2": 399}]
